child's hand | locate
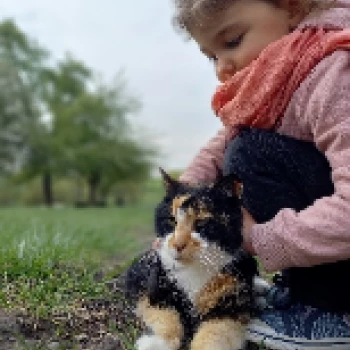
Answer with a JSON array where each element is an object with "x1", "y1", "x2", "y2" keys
[{"x1": 241, "y1": 207, "x2": 257, "y2": 255}]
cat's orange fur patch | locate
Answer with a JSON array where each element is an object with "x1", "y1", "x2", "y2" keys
[
  {"x1": 195, "y1": 273, "x2": 237, "y2": 315},
  {"x1": 136, "y1": 297, "x2": 183, "y2": 349},
  {"x1": 190, "y1": 318, "x2": 246, "y2": 350},
  {"x1": 170, "y1": 195, "x2": 197, "y2": 254},
  {"x1": 171, "y1": 195, "x2": 190, "y2": 217},
  {"x1": 168, "y1": 195, "x2": 214, "y2": 263},
  {"x1": 172, "y1": 196, "x2": 213, "y2": 221}
]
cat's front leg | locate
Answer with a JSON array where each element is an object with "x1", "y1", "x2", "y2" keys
[
  {"x1": 190, "y1": 318, "x2": 246, "y2": 350},
  {"x1": 135, "y1": 297, "x2": 183, "y2": 350}
]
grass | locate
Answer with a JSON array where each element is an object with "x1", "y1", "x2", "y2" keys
[
  {"x1": 0, "y1": 178, "x2": 164, "y2": 348},
  {"x1": 0, "y1": 178, "x2": 162, "y2": 265},
  {"x1": 0, "y1": 205, "x2": 154, "y2": 309}
]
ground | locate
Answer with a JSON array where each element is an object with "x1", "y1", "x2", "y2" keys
[
  {"x1": 0, "y1": 272, "x2": 263, "y2": 350},
  {"x1": 0, "y1": 272, "x2": 144, "y2": 350}
]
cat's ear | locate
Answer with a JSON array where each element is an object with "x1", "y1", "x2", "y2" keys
[
  {"x1": 214, "y1": 174, "x2": 243, "y2": 199},
  {"x1": 159, "y1": 168, "x2": 181, "y2": 195}
]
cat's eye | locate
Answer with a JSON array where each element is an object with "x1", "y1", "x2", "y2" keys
[
  {"x1": 168, "y1": 217, "x2": 176, "y2": 226},
  {"x1": 195, "y1": 220, "x2": 207, "y2": 229}
]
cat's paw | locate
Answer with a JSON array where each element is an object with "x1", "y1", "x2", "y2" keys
[
  {"x1": 253, "y1": 276, "x2": 271, "y2": 295},
  {"x1": 136, "y1": 334, "x2": 174, "y2": 350},
  {"x1": 253, "y1": 276, "x2": 271, "y2": 311}
]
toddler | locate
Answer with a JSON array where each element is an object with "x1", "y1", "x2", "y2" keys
[{"x1": 172, "y1": 0, "x2": 350, "y2": 348}]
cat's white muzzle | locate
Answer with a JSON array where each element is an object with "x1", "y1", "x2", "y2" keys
[{"x1": 156, "y1": 232, "x2": 201, "y2": 269}]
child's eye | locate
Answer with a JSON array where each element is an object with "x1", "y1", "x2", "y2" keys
[
  {"x1": 208, "y1": 55, "x2": 217, "y2": 63},
  {"x1": 225, "y1": 33, "x2": 244, "y2": 49}
]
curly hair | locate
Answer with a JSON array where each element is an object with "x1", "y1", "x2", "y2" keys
[{"x1": 172, "y1": 0, "x2": 335, "y2": 37}]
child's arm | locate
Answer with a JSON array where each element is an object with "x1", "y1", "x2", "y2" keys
[
  {"x1": 250, "y1": 50, "x2": 350, "y2": 273},
  {"x1": 179, "y1": 127, "x2": 228, "y2": 184}
]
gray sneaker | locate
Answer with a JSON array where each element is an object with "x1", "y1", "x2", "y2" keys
[{"x1": 246, "y1": 303, "x2": 350, "y2": 350}]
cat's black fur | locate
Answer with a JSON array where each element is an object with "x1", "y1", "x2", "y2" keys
[{"x1": 125, "y1": 173, "x2": 258, "y2": 349}]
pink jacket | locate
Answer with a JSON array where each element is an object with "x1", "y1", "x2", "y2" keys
[{"x1": 180, "y1": 0, "x2": 350, "y2": 272}]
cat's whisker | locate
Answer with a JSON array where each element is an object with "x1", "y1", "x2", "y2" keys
[{"x1": 200, "y1": 253, "x2": 217, "y2": 268}]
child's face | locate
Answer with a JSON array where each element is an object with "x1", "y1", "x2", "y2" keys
[{"x1": 191, "y1": 0, "x2": 302, "y2": 82}]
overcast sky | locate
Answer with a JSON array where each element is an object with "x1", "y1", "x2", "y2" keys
[{"x1": 0, "y1": 1, "x2": 222, "y2": 171}]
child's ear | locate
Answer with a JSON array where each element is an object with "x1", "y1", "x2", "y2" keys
[
  {"x1": 159, "y1": 168, "x2": 181, "y2": 195},
  {"x1": 214, "y1": 174, "x2": 243, "y2": 199}
]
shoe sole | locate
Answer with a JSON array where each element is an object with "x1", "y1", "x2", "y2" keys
[{"x1": 247, "y1": 323, "x2": 350, "y2": 350}]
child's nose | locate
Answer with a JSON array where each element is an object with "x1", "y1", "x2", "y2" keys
[{"x1": 216, "y1": 57, "x2": 236, "y2": 83}]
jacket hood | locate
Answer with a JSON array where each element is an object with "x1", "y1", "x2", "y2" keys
[{"x1": 299, "y1": 0, "x2": 350, "y2": 30}]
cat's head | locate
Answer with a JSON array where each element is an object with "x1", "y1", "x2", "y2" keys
[{"x1": 154, "y1": 169, "x2": 243, "y2": 266}]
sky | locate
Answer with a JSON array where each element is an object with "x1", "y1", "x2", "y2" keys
[{"x1": 0, "y1": 1, "x2": 222, "y2": 171}]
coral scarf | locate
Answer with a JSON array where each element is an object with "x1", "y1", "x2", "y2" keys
[{"x1": 212, "y1": 28, "x2": 350, "y2": 134}]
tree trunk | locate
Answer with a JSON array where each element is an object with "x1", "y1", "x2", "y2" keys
[
  {"x1": 42, "y1": 171, "x2": 53, "y2": 206},
  {"x1": 88, "y1": 172, "x2": 100, "y2": 206}
]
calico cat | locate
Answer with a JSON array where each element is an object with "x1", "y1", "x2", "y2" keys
[{"x1": 125, "y1": 170, "x2": 264, "y2": 350}]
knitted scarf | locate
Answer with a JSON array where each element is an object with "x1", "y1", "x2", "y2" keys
[{"x1": 212, "y1": 28, "x2": 350, "y2": 134}]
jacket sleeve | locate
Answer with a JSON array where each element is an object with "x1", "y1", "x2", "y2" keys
[
  {"x1": 250, "y1": 51, "x2": 350, "y2": 272},
  {"x1": 179, "y1": 127, "x2": 229, "y2": 184}
]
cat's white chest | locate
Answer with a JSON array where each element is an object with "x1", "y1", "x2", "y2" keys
[
  {"x1": 158, "y1": 237, "x2": 232, "y2": 304},
  {"x1": 170, "y1": 263, "x2": 218, "y2": 303}
]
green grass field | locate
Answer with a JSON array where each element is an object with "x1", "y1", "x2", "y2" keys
[
  {"x1": 0, "y1": 178, "x2": 162, "y2": 266},
  {"x1": 0, "y1": 179, "x2": 164, "y2": 349}
]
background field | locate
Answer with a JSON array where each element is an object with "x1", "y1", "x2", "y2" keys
[{"x1": 0, "y1": 178, "x2": 162, "y2": 265}]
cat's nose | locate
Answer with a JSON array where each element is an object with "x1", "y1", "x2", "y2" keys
[{"x1": 173, "y1": 242, "x2": 186, "y2": 252}]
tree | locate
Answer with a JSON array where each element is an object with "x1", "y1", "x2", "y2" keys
[
  {"x1": 60, "y1": 80, "x2": 155, "y2": 205},
  {"x1": 22, "y1": 55, "x2": 92, "y2": 205},
  {"x1": 42, "y1": 54, "x2": 91, "y2": 113},
  {"x1": 0, "y1": 19, "x2": 48, "y2": 174},
  {"x1": 0, "y1": 60, "x2": 27, "y2": 173},
  {"x1": 0, "y1": 20, "x2": 157, "y2": 206}
]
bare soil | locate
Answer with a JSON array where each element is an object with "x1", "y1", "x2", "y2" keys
[{"x1": 0, "y1": 273, "x2": 142, "y2": 350}]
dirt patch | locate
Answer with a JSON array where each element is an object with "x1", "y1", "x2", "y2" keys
[{"x1": 0, "y1": 273, "x2": 142, "y2": 350}]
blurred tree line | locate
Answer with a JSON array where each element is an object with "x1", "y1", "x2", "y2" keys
[{"x1": 0, "y1": 19, "x2": 156, "y2": 207}]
